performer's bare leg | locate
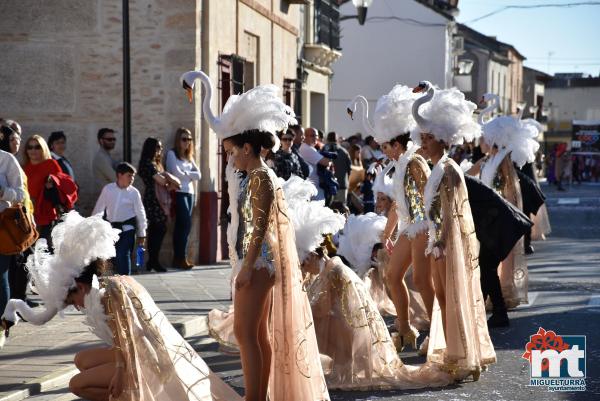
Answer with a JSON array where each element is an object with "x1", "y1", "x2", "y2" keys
[
  {"x1": 258, "y1": 291, "x2": 272, "y2": 401},
  {"x1": 69, "y1": 347, "x2": 116, "y2": 401},
  {"x1": 431, "y1": 256, "x2": 447, "y2": 339},
  {"x1": 411, "y1": 232, "x2": 435, "y2": 319},
  {"x1": 234, "y1": 267, "x2": 275, "y2": 401},
  {"x1": 386, "y1": 234, "x2": 412, "y2": 334}
]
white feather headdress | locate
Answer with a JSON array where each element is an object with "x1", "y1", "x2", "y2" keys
[
  {"x1": 482, "y1": 115, "x2": 540, "y2": 168},
  {"x1": 372, "y1": 84, "x2": 419, "y2": 145},
  {"x1": 412, "y1": 86, "x2": 481, "y2": 146},
  {"x1": 337, "y1": 213, "x2": 387, "y2": 277},
  {"x1": 2, "y1": 212, "x2": 120, "y2": 327},
  {"x1": 288, "y1": 200, "x2": 346, "y2": 263},
  {"x1": 280, "y1": 175, "x2": 318, "y2": 210},
  {"x1": 279, "y1": 175, "x2": 344, "y2": 262},
  {"x1": 372, "y1": 162, "x2": 395, "y2": 200}
]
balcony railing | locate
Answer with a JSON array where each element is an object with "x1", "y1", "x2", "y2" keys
[{"x1": 314, "y1": 0, "x2": 340, "y2": 50}]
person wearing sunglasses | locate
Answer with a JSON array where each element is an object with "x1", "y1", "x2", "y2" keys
[
  {"x1": 166, "y1": 127, "x2": 200, "y2": 269},
  {"x1": 272, "y1": 129, "x2": 306, "y2": 181},
  {"x1": 92, "y1": 128, "x2": 119, "y2": 193},
  {"x1": 21, "y1": 135, "x2": 70, "y2": 243}
]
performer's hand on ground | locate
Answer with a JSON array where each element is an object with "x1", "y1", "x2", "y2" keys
[{"x1": 235, "y1": 267, "x2": 252, "y2": 290}]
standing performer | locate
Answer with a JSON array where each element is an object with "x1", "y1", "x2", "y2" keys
[
  {"x1": 469, "y1": 94, "x2": 539, "y2": 309},
  {"x1": 347, "y1": 85, "x2": 433, "y2": 351},
  {"x1": 412, "y1": 81, "x2": 496, "y2": 380},
  {"x1": 1, "y1": 212, "x2": 241, "y2": 401},
  {"x1": 182, "y1": 71, "x2": 329, "y2": 401}
]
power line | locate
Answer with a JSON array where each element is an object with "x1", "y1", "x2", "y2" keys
[{"x1": 465, "y1": 2, "x2": 600, "y2": 23}]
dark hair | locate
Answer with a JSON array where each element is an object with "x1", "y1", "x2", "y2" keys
[
  {"x1": 48, "y1": 131, "x2": 66, "y2": 149},
  {"x1": 116, "y1": 162, "x2": 136, "y2": 175},
  {"x1": 0, "y1": 125, "x2": 16, "y2": 152},
  {"x1": 69, "y1": 259, "x2": 112, "y2": 292},
  {"x1": 280, "y1": 128, "x2": 295, "y2": 139},
  {"x1": 365, "y1": 135, "x2": 375, "y2": 145},
  {"x1": 317, "y1": 130, "x2": 324, "y2": 140},
  {"x1": 389, "y1": 133, "x2": 411, "y2": 149},
  {"x1": 326, "y1": 131, "x2": 337, "y2": 143},
  {"x1": 139, "y1": 137, "x2": 162, "y2": 169},
  {"x1": 97, "y1": 128, "x2": 114, "y2": 141},
  {"x1": 225, "y1": 130, "x2": 275, "y2": 156}
]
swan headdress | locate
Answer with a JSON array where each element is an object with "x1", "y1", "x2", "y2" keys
[
  {"x1": 372, "y1": 162, "x2": 395, "y2": 200},
  {"x1": 337, "y1": 213, "x2": 387, "y2": 277},
  {"x1": 411, "y1": 81, "x2": 481, "y2": 146},
  {"x1": 181, "y1": 70, "x2": 297, "y2": 152},
  {"x1": 2, "y1": 212, "x2": 120, "y2": 330},
  {"x1": 346, "y1": 85, "x2": 419, "y2": 145},
  {"x1": 482, "y1": 115, "x2": 540, "y2": 168},
  {"x1": 281, "y1": 177, "x2": 345, "y2": 263}
]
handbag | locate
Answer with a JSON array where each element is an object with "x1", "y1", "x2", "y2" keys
[{"x1": 0, "y1": 204, "x2": 39, "y2": 255}]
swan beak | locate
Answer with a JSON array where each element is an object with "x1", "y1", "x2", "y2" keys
[
  {"x1": 412, "y1": 84, "x2": 425, "y2": 93},
  {"x1": 185, "y1": 87, "x2": 194, "y2": 103},
  {"x1": 346, "y1": 108, "x2": 354, "y2": 120}
]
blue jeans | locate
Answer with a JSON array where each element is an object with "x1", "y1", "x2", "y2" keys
[
  {"x1": 173, "y1": 192, "x2": 194, "y2": 259},
  {"x1": 0, "y1": 254, "x2": 11, "y2": 316},
  {"x1": 114, "y1": 230, "x2": 136, "y2": 275}
]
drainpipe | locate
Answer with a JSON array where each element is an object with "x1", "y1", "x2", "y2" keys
[
  {"x1": 197, "y1": 0, "x2": 218, "y2": 264},
  {"x1": 122, "y1": 0, "x2": 132, "y2": 162}
]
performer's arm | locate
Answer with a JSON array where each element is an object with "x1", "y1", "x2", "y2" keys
[{"x1": 237, "y1": 169, "x2": 274, "y2": 289}]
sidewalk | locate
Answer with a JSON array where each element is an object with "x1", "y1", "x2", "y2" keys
[{"x1": 0, "y1": 264, "x2": 234, "y2": 401}]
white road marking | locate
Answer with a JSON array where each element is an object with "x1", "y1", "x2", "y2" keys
[
  {"x1": 557, "y1": 198, "x2": 580, "y2": 205},
  {"x1": 587, "y1": 294, "x2": 600, "y2": 311}
]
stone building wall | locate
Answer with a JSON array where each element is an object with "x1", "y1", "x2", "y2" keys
[{"x1": 0, "y1": 0, "x2": 201, "y2": 264}]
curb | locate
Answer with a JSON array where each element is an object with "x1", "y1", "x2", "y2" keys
[{"x1": 0, "y1": 315, "x2": 209, "y2": 401}]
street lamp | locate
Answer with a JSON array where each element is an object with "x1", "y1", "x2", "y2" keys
[
  {"x1": 353, "y1": 0, "x2": 373, "y2": 25},
  {"x1": 341, "y1": 0, "x2": 374, "y2": 26}
]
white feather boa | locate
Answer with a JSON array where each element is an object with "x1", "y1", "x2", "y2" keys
[
  {"x1": 423, "y1": 153, "x2": 449, "y2": 256},
  {"x1": 480, "y1": 147, "x2": 510, "y2": 188},
  {"x1": 82, "y1": 276, "x2": 112, "y2": 346},
  {"x1": 225, "y1": 160, "x2": 243, "y2": 294},
  {"x1": 393, "y1": 144, "x2": 419, "y2": 233}
]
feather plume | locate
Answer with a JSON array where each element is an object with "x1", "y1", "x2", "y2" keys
[
  {"x1": 288, "y1": 200, "x2": 346, "y2": 263},
  {"x1": 415, "y1": 87, "x2": 480, "y2": 146},
  {"x1": 337, "y1": 213, "x2": 387, "y2": 277},
  {"x1": 482, "y1": 116, "x2": 540, "y2": 168},
  {"x1": 372, "y1": 85, "x2": 418, "y2": 144}
]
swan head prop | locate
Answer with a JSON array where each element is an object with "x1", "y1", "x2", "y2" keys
[
  {"x1": 480, "y1": 92, "x2": 499, "y2": 107},
  {"x1": 346, "y1": 95, "x2": 376, "y2": 137},
  {"x1": 412, "y1": 80, "x2": 432, "y2": 94},
  {"x1": 411, "y1": 82, "x2": 480, "y2": 146},
  {"x1": 180, "y1": 70, "x2": 297, "y2": 151}
]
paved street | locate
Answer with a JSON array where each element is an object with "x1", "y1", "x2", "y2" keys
[{"x1": 1, "y1": 182, "x2": 599, "y2": 401}]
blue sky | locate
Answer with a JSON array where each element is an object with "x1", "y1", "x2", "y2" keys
[{"x1": 457, "y1": 0, "x2": 600, "y2": 76}]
